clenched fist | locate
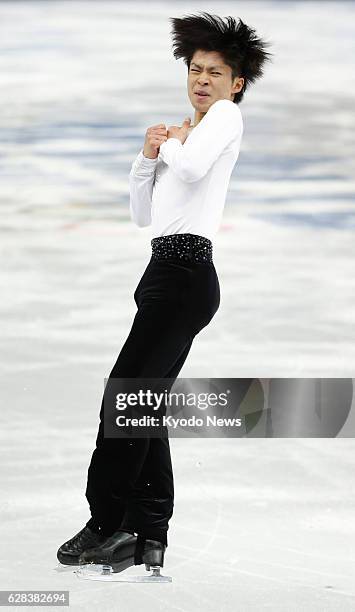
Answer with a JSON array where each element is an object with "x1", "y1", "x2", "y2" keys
[
  {"x1": 143, "y1": 117, "x2": 192, "y2": 159},
  {"x1": 143, "y1": 124, "x2": 168, "y2": 159}
]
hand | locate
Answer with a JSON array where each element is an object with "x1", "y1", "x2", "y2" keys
[
  {"x1": 167, "y1": 117, "x2": 192, "y2": 145},
  {"x1": 143, "y1": 124, "x2": 168, "y2": 159}
]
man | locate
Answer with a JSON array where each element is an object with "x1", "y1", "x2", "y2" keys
[{"x1": 57, "y1": 11, "x2": 272, "y2": 576}]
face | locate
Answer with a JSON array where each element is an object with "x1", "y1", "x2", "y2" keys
[{"x1": 187, "y1": 49, "x2": 244, "y2": 112}]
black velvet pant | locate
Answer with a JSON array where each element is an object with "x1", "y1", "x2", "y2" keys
[{"x1": 85, "y1": 248, "x2": 220, "y2": 546}]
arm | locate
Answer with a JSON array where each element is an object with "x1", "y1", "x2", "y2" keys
[
  {"x1": 158, "y1": 99, "x2": 243, "y2": 183},
  {"x1": 129, "y1": 149, "x2": 158, "y2": 227}
]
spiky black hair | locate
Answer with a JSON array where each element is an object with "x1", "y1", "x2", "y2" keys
[{"x1": 169, "y1": 11, "x2": 273, "y2": 104}]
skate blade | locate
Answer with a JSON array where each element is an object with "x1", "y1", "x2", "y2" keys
[
  {"x1": 54, "y1": 563, "x2": 80, "y2": 573},
  {"x1": 75, "y1": 564, "x2": 172, "y2": 583}
]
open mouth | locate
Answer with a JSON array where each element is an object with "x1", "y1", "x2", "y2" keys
[{"x1": 195, "y1": 92, "x2": 209, "y2": 98}]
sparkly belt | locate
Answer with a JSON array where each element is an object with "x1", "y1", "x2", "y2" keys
[{"x1": 151, "y1": 233, "x2": 213, "y2": 263}]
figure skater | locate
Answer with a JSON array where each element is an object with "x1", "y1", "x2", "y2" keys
[{"x1": 57, "y1": 11, "x2": 272, "y2": 575}]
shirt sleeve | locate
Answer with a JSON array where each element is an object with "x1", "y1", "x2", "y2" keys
[
  {"x1": 158, "y1": 99, "x2": 243, "y2": 183},
  {"x1": 128, "y1": 149, "x2": 158, "y2": 227}
]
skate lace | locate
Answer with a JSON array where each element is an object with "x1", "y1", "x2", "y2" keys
[{"x1": 72, "y1": 527, "x2": 95, "y2": 551}]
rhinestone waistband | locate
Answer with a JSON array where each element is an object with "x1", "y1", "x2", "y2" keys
[{"x1": 151, "y1": 233, "x2": 213, "y2": 263}]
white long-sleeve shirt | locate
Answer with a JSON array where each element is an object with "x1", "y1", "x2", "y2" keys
[{"x1": 128, "y1": 98, "x2": 243, "y2": 241}]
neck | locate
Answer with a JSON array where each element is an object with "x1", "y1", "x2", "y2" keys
[{"x1": 193, "y1": 110, "x2": 207, "y2": 127}]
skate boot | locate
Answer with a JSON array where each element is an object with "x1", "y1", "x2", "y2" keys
[
  {"x1": 78, "y1": 530, "x2": 166, "y2": 574},
  {"x1": 57, "y1": 525, "x2": 106, "y2": 565}
]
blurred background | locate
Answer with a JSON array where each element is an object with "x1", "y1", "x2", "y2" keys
[
  {"x1": 1, "y1": 2, "x2": 355, "y2": 610},
  {"x1": 1, "y1": 0, "x2": 355, "y2": 379}
]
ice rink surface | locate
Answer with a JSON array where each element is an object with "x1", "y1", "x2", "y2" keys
[{"x1": 1, "y1": 1, "x2": 355, "y2": 610}]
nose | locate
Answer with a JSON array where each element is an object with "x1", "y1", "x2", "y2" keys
[{"x1": 197, "y1": 74, "x2": 209, "y2": 84}]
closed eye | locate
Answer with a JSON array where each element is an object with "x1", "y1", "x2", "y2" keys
[{"x1": 190, "y1": 69, "x2": 221, "y2": 75}]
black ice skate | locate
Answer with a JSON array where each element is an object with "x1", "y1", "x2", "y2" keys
[
  {"x1": 76, "y1": 530, "x2": 171, "y2": 582},
  {"x1": 57, "y1": 525, "x2": 106, "y2": 566}
]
